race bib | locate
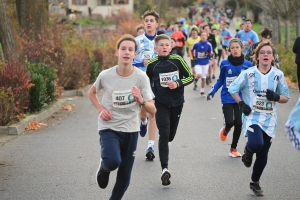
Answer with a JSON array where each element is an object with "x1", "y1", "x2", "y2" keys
[
  {"x1": 226, "y1": 76, "x2": 237, "y2": 88},
  {"x1": 242, "y1": 41, "x2": 249, "y2": 48},
  {"x1": 142, "y1": 50, "x2": 153, "y2": 60},
  {"x1": 197, "y1": 52, "x2": 206, "y2": 58},
  {"x1": 252, "y1": 96, "x2": 273, "y2": 113},
  {"x1": 159, "y1": 71, "x2": 179, "y2": 87},
  {"x1": 112, "y1": 90, "x2": 137, "y2": 108}
]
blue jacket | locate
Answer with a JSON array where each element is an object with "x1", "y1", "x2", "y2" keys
[{"x1": 209, "y1": 59, "x2": 252, "y2": 104}]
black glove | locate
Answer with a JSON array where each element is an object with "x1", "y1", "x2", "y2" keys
[
  {"x1": 239, "y1": 101, "x2": 252, "y2": 116},
  {"x1": 266, "y1": 89, "x2": 280, "y2": 102},
  {"x1": 207, "y1": 93, "x2": 214, "y2": 101}
]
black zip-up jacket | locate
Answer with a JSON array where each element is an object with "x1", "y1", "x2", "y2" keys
[
  {"x1": 293, "y1": 36, "x2": 300, "y2": 65},
  {"x1": 146, "y1": 54, "x2": 194, "y2": 107}
]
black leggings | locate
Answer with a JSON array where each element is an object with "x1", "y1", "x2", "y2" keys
[
  {"x1": 222, "y1": 103, "x2": 243, "y2": 148},
  {"x1": 155, "y1": 103, "x2": 183, "y2": 169}
]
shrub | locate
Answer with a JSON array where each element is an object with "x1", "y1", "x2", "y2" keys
[
  {"x1": 26, "y1": 63, "x2": 57, "y2": 104},
  {"x1": 0, "y1": 63, "x2": 32, "y2": 114},
  {"x1": 0, "y1": 87, "x2": 15, "y2": 126},
  {"x1": 28, "y1": 73, "x2": 47, "y2": 112},
  {"x1": 276, "y1": 44, "x2": 297, "y2": 83},
  {"x1": 89, "y1": 48, "x2": 103, "y2": 82}
]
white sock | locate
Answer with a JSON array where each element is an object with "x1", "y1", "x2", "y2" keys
[
  {"x1": 201, "y1": 88, "x2": 204, "y2": 93},
  {"x1": 162, "y1": 168, "x2": 169, "y2": 174},
  {"x1": 141, "y1": 118, "x2": 148, "y2": 125},
  {"x1": 147, "y1": 140, "x2": 155, "y2": 149}
]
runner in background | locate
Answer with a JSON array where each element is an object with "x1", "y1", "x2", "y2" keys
[
  {"x1": 229, "y1": 41, "x2": 290, "y2": 196},
  {"x1": 186, "y1": 27, "x2": 201, "y2": 90},
  {"x1": 136, "y1": 24, "x2": 145, "y2": 36},
  {"x1": 207, "y1": 38, "x2": 252, "y2": 157},
  {"x1": 203, "y1": 25, "x2": 217, "y2": 85},
  {"x1": 245, "y1": 27, "x2": 280, "y2": 68},
  {"x1": 171, "y1": 24, "x2": 185, "y2": 57},
  {"x1": 133, "y1": 10, "x2": 159, "y2": 161},
  {"x1": 171, "y1": 38, "x2": 182, "y2": 56},
  {"x1": 236, "y1": 19, "x2": 259, "y2": 54},
  {"x1": 191, "y1": 31, "x2": 213, "y2": 96},
  {"x1": 220, "y1": 22, "x2": 232, "y2": 60}
]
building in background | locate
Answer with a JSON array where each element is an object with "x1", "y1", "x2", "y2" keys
[{"x1": 68, "y1": 0, "x2": 133, "y2": 17}]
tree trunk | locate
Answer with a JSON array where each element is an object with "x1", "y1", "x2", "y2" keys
[
  {"x1": 16, "y1": 0, "x2": 48, "y2": 36},
  {"x1": 296, "y1": 10, "x2": 300, "y2": 37},
  {"x1": 0, "y1": 0, "x2": 19, "y2": 63},
  {"x1": 277, "y1": 16, "x2": 281, "y2": 44},
  {"x1": 285, "y1": 18, "x2": 290, "y2": 47}
]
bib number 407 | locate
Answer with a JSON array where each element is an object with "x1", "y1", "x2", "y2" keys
[{"x1": 116, "y1": 96, "x2": 125, "y2": 101}]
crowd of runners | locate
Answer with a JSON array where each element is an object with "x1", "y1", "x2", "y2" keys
[{"x1": 86, "y1": 2, "x2": 300, "y2": 199}]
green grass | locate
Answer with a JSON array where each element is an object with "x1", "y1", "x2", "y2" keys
[
  {"x1": 77, "y1": 18, "x2": 113, "y2": 26},
  {"x1": 252, "y1": 23, "x2": 296, "y2": 46}
]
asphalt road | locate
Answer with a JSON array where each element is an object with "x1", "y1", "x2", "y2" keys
[{"x1": 1, "y1": 21, "x2": 300, "y2": 200}]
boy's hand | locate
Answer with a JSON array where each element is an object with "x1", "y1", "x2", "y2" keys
[
  {"x1": 166, "y1": 81, "x2": 178, "y2": 90},
  {"x1": 132, "y1": 86, "x2": 143, "y2": 104},
  {"x1": 99, "y1": 109, "x2": 112, "y2": 121},
  {"x1": 143, "y1": 59, "x2": 149, "y2": 66}
]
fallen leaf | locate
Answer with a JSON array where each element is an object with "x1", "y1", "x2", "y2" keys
[
  {"x1": 62, "y1": 105, "x2": 72, "y2": 111},
  {"x1": 26, "y1": 121, "x2": 47, "y2": 130}
]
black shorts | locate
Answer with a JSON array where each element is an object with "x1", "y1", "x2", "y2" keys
[{"x1": 190, "y1": 60, "x2": 195, "y2": 68}]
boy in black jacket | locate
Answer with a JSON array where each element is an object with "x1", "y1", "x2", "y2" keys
[{"x1": 146, "y1": 34, "x2": 194, "y2": 186}]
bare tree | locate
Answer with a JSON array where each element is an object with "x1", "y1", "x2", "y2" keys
[
  {"x1": 289, "y1": 0, "x2": 300, "y2": 37},
  {"x1": 265, "y1": 0, "x2": 291, "y2": 47},
  {"x1": 0, "y1": 0, "x2": 19, "y2": 63},
  {"x1": 251, "y1": 0, "x2": 280, "y2": 44}
]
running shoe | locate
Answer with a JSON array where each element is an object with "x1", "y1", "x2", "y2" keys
[
  {"x1": 242, "y1": 146, "x2": 253, "y2": 168},
  {"x1": 140, "y1": 118, "x2": 148, "y2": 137},
  {"x1": 96, "y1": 159, "x2": 110, "y2": 189},
  {"x1": 161, "y1": 169, "x2": 171, "y2": 186},
  {"x1": 200, "y1": 92, "x2": 206, "y2": 97},
  {"x1": 229, "y1": 148, "x2": 241, "y2": 157},
  {"x1": 193, "y1": 84, "x2": 197, "y2": 90},
  {"x1": 145, "y1": 146, "x2": 155, "y2": 161},
  {"x1": 212, "y1": 74, "x2": 215, "y2": 79},
  {"x1": 219, "y1": 126, "x2": 230, "y2": 141},
  {"x1": 250, "y1": 182, "x2": 264, "y2": 196}
]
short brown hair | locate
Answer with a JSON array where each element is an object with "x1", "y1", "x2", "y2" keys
[
  {"x1": 228, "y1": 38, "x2": 244, "y2": 53},
  {"x1": 136, "y1": 24, "x2": 145, "y2": 33},
  {"x1": 245, "y1": 18, "x2": 252, "y2": 23},
  {"x1": 154, "y1": 34, "x2": 170, "y2": 45},
  {"x1": 116, "y1": 34, "x2": 137, "y2": 51},
  {"x1": 141, "y1": 10, "x2": 160, "y2": 22},
  {"x1": 252, "y1": 40, "x2": 276, "y2": 66}
]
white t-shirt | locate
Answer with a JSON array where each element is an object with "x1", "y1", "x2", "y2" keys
[{"x1": 94, "y1": 66, "x2": 155, "y2": 132}]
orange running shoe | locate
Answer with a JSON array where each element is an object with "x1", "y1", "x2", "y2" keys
[
  {"x1": 229, "y1": 148, "x2": 242, "y2": 157},
  {"x1": 219, "y1": 126, "x2": 230, "y2": 141}
]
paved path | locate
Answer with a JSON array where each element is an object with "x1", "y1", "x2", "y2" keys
[{"x1": 1, "y1": 21, "x2": 300, "y2": 200}]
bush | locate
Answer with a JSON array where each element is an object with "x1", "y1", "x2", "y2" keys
[
  {"x1": 0, "y1": 87, "x2": 15, "y2": 126},
  {"x1": 0, "y1": 63, "x2": 32, "y2": 125},
  {"x1": 276, "y1": 44, "x2": 297, "y2": 83},
  {"x1": 28, "y1": 73, "x2": 47, "y2": 112},
  {"x1": 90, "y1": 58, "x2": 101, "y2": 82},
  {"x1": 26, "y1": 63, "x2": 57, "y2": 104},
  {"x1": 0, "y1": 63, "x2": 32, "y2": 114}
]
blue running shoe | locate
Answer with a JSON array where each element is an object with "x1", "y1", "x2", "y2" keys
[
  {"x1": 145, "y1": 147, "x2": 155, "y2": 161},
  {"x1": 140, "y1": 119, "x2": 148, "y2": 137}
]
